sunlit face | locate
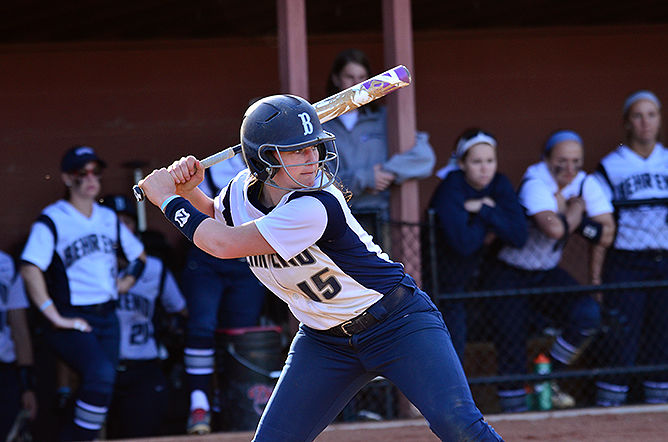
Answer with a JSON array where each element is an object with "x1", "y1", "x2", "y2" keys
[
  {"x1": 625, "y1": 99, "x2": 661, "y2": 145},
  {"x1": 546, "y1": 140, "x2": 583, "y2": 188},
  {"x1": 332, "y1": 61, "x2": 369, "y2": 91},
  {"x1": 63, "y1": 161, "x2": 102, "y2": 199},
  {"x1": 458, "y1": 143, "x2": 497, "y2": 190},
  {"x1": 272, "y1": 145, "x2": 321, "y2": 189}
]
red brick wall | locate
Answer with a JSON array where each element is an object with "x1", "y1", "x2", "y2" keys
[{"x1": 2, "y1": 25, "x2": 668, "y2": 253}]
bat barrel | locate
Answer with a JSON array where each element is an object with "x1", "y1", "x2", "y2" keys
[
  {"x1": 130, "y1": 65, "x2": 411, "y2": 204},
  {"x1": 313, "y1": 65, "x2": 411, "y2": 123}
]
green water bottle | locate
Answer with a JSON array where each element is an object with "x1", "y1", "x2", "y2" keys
[{"x1": 534, "y1": 353, "x2": 552, "y2": 411}]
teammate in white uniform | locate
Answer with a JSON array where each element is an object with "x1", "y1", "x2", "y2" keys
[
  {"x1": 100, "y1": 194, "x2": 187, "y2": 439},
  {"x1": 0, "y1": 250, "x2": 37, "y2": 441},
  {"x1": 137, "y1": 94, "x2": 503, "y2": 441},
  {"x1": 593, "y1": 90, "x2": 668, "y2": 406},
  {"x1": 20, "y1": 146, "x2": 145, "y2": 441},
  {"x1": 480, "y1": 130, "x2": 615, "y2": 412}
]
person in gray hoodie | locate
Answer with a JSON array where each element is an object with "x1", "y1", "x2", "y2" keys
[{"x1": 322, "y1": 49, "x2": 435, "y2": 247}]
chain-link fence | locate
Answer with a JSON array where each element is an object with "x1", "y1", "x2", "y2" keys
[{"x1": 340, "y1": 199, "x2": 668, "y2": 419}]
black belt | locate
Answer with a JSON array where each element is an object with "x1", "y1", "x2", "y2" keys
[
  {"x1": 321, "y1": 275, "x2": 415, "y2": 337},
  {"x1": 70, "y1": 300, "x2": 116, "y2": 314},
  {"x1": 613, "y1": 249, "x2": 667, "y2": 261},
  {"x1": 117, "y1": 358, "x2": 159, "y2": 372}
]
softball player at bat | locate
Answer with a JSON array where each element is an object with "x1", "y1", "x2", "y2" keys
[
  {"x1": 0, "y1": 250, "x2": 37, "y2": 441},
  {"x1": 20, "y1": 146, "x2": 145, "y2": 441},
  {"x1": 593, "y1": 90, "x2": 668, "y2": 406},
  {"x1": 100, "y1": 195, "x2": 187, "y2": 439},
  {"x1": 138, "y1": 94, "x2": 503, "y2": 441},
  {"x1": 479, "y1": 130, "x2": 615, "y2": 412}
]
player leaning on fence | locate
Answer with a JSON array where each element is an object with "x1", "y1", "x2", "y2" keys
[
  {"x1": 478, "y1": 130, "x2": 615, "y2": 412},
  {"x1": 593, "y1": 90, "x2": 668, "y2": 407}
]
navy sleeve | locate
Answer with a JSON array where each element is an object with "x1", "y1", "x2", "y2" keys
[
  {"x1": 429, "y1": 173, "x2": 488, "y2": 256},
  {"x1": 477, "y1": 174, "x2": 528, "y2": 248},
  {"x1": 287, "y1": 190, "x2": 347, "y2": 241}
]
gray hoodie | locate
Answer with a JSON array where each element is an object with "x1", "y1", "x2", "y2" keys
[{"x1": 323, "y1": 107, "x2": 435, "y2": 215}]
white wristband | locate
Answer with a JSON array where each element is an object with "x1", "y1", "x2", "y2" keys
[{"x1": 39, "y1": 299, "x2": 53, "y2": 312}]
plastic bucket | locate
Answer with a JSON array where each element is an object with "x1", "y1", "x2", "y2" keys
[{"x1": 215, "y1": 326, "x2": 284, "y2": 431}]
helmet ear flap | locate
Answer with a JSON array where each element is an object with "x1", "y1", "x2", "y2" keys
[
  {"x1": 247, "y1": 156, "x2": 270, "y2": 182},
  {"x1": 245, "y1": 146, "x2": 276, "y2": 182},
  {"x1": 258, "y1": 145, "x2": 281, "y2": 179}
]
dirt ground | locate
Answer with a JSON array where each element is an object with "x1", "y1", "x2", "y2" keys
[{"x1": 121, "y1": 404, "x2": 668, "y2": 441}]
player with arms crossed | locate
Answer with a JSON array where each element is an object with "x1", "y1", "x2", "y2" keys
[{"x1": 137, "y1": 94, "x2": 503, "y2": 441}]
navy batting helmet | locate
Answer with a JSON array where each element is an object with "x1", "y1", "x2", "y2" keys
[{"x1": 240, "y1": 94, "x2": 338, "y2": 191}]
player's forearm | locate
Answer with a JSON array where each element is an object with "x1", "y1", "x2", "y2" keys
[
  {"x1": 564, "y1": 204, "x2": 585, "y2": 234},
  {"x1": 383, "y1": 132, "x2": 436, "y2": 182},
  {"x1": 588, "y1": 213, "x2": 615, "y2": 284},
  {"x1": 589, "y1": 243, "x2": 607, "y2": 285},
  {"x1": 8, "y1": 309, "x2": 34, "y2": 365},
  {"x1": 180, "y1": 187, "x2": 215, "y2": 218},
  {"x1": 479, "y1": 207, "x2": 528, "y2": 248},
  {"x1": 193, "y1": 219, "x2": 275, "y2": 259},
  {"x1": 20, "y1": 264, "x2": 65, "y2": 326},
  {"x1": 533, "y1": 211, "x2": 566, "y2": 239},
  {"x1": 592, "y1": 213, "x2": 615, "y2": 248},
  {"x1": 20, "y1": 264, "x2": 50, "y2": 306}
]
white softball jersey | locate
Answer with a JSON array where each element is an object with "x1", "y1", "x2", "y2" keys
[
  {"x1": 595, "y1": 143, "x2": 668, "y2": 250},
  {"x1": 116, "y1": 255, "x2": 185, "y2": 360},
  {"x1": 498, "y1": 161, "x2": 613, "y2": 270},
  {"x1": 0, "y1": 250, "x2": 29, "y2": 363},
  {"x1": 21, "y1": 200, "x2": 144, "y2": 307},
  {"x1": 214, "y1": 169, "x2": 405, "y2": 330}
]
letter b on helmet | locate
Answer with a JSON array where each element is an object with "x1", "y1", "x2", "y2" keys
[
  {"x1": 297, "y1": 112, "x2": 314, "y2": 135},
  {"x1": 240, "y1": 94, "x2": 337, "y2": 188}
]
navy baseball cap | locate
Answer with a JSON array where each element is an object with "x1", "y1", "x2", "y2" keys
[{"x1": 61, "y1": 145, "x2": 107, "y2": 172}]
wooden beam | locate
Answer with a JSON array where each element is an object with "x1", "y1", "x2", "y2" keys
[
  {"x1": 383, "y1": 0, "x2": 416, "y2": 153},
  {"x1": 383, "y1": 0, "x2": 422, "y2": 287},
  {"x1": 276, "y1": 0, "x2": 309, "y2": 98}
]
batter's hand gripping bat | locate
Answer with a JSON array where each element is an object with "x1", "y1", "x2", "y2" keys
[{"x1": 133, "y1": 64, "x2": 411, "y2": 202}]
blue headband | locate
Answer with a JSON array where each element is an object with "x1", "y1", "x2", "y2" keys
[
  {"x1": 623, "y1": 90, "x2": 661, "y2": 115},
  {"x1": 544, "y1": 130, "x2": 582, "y2": 155}
]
